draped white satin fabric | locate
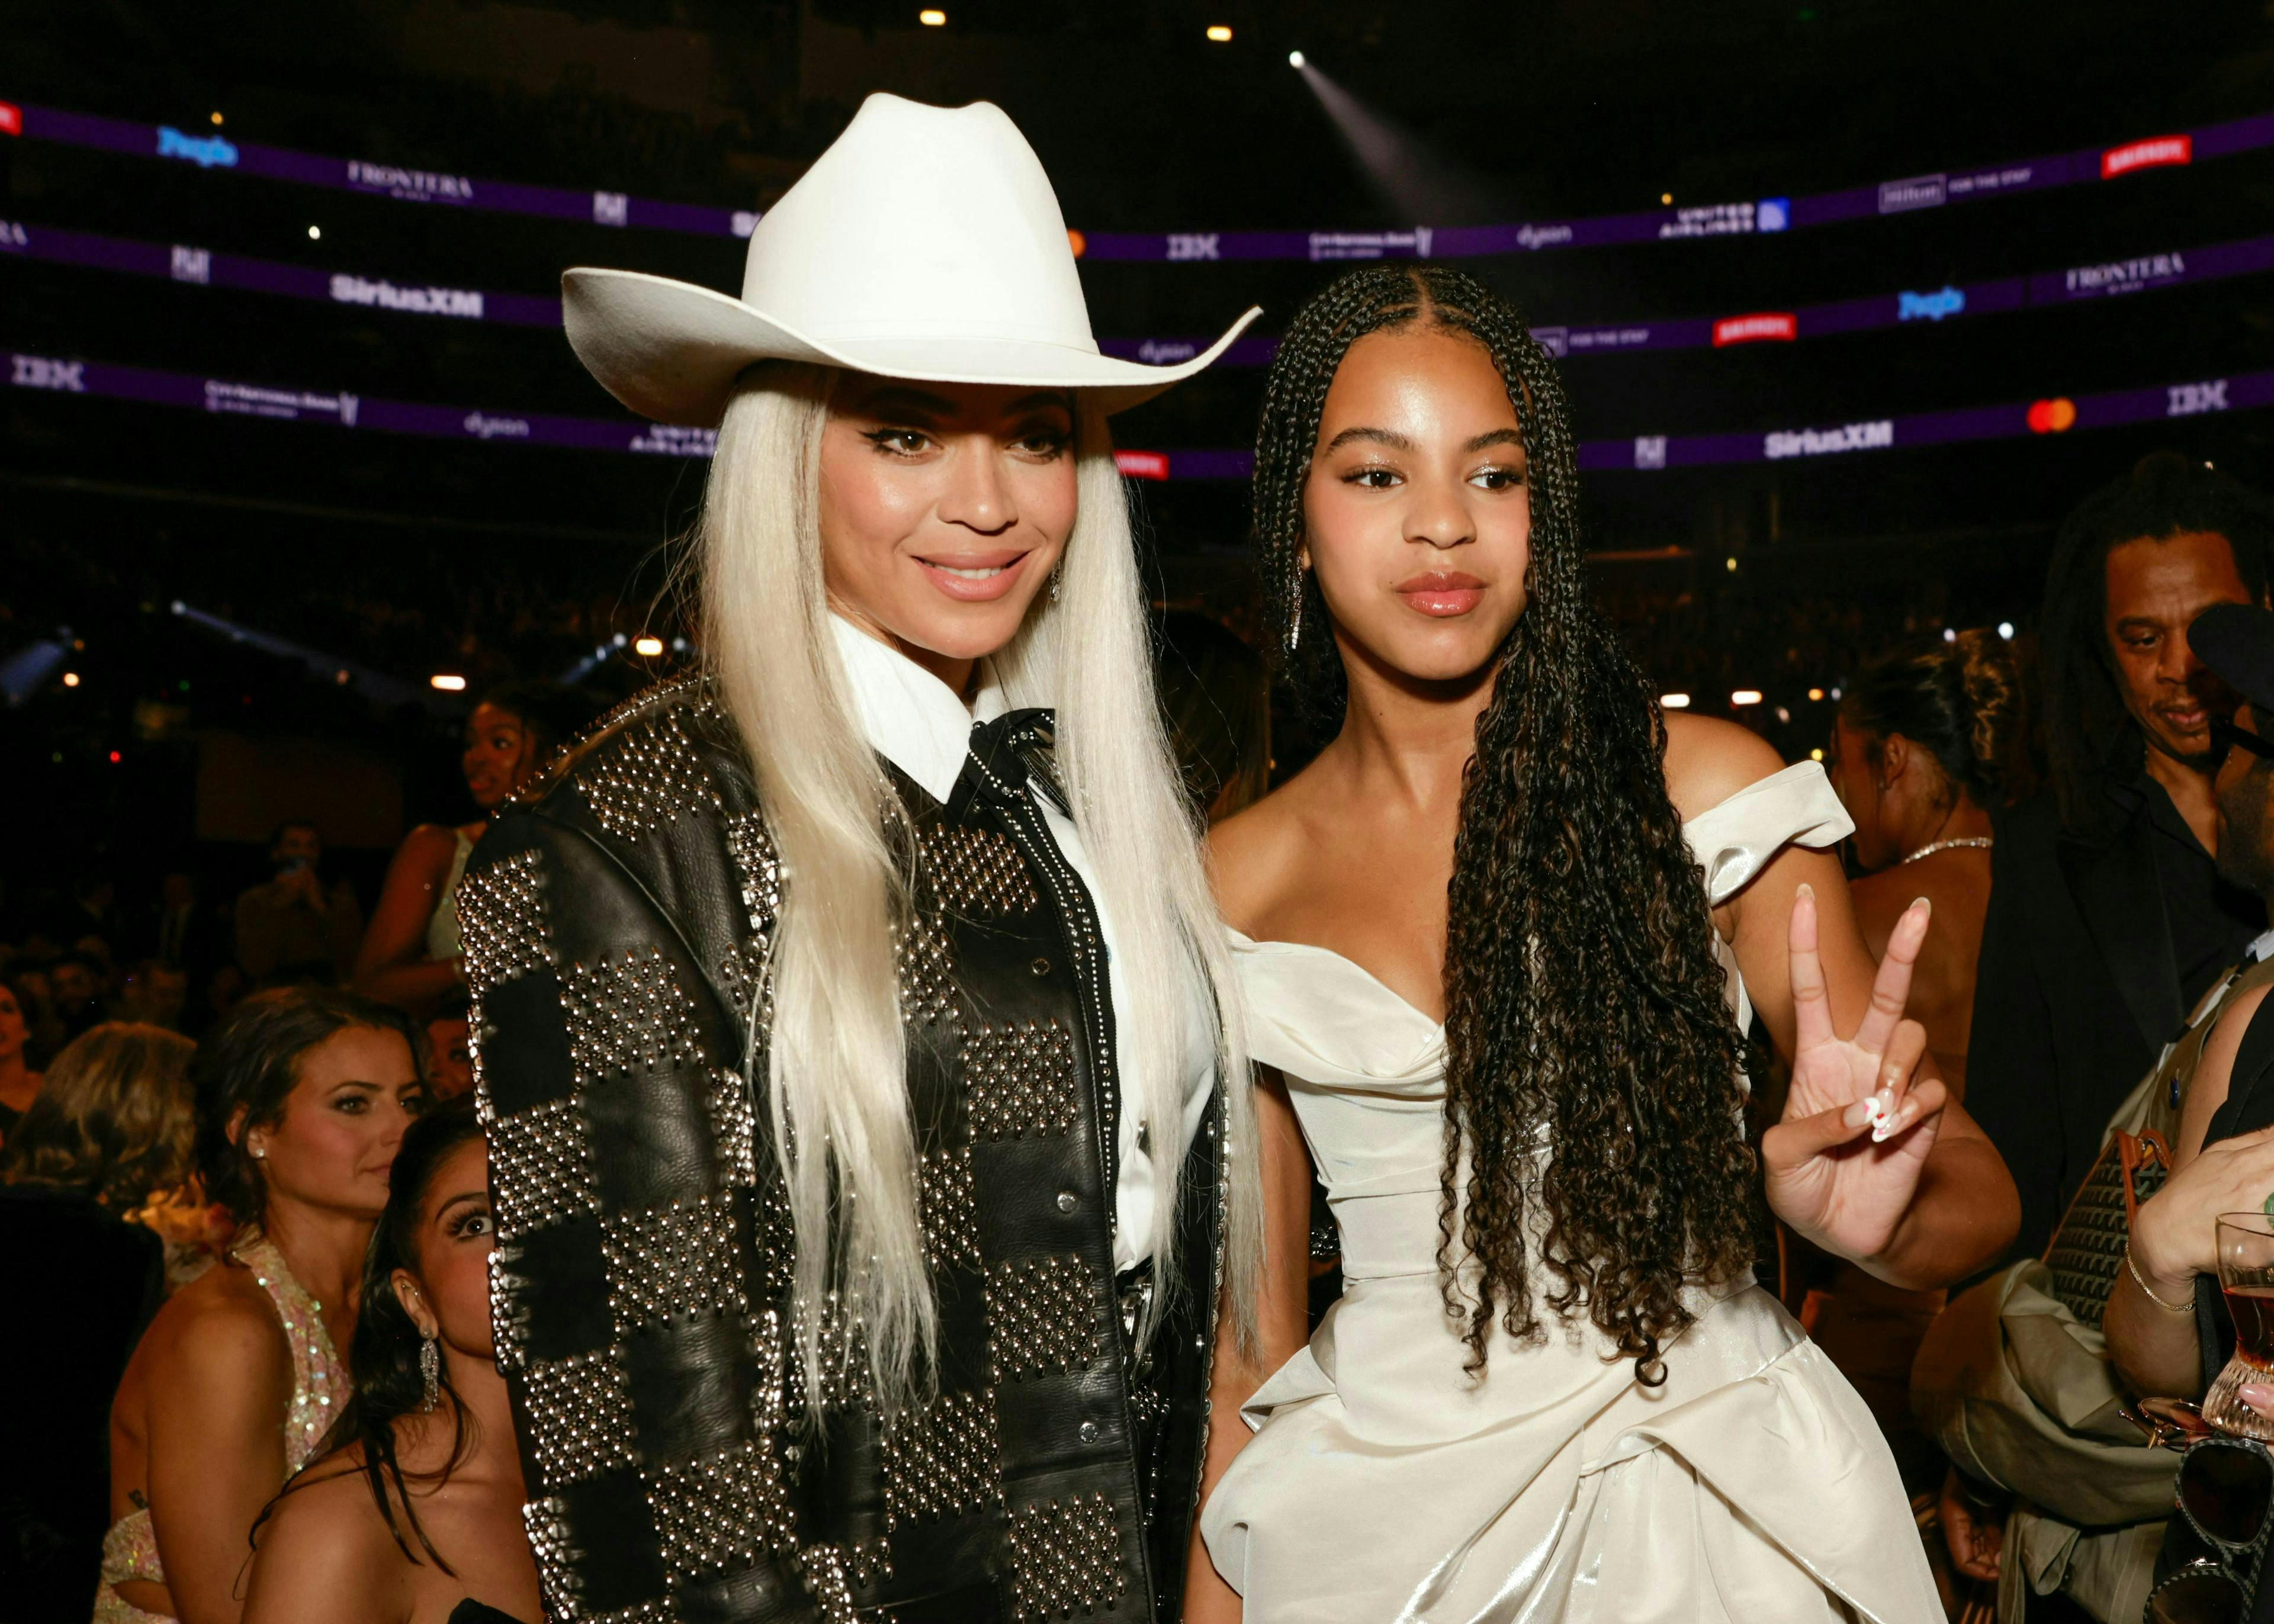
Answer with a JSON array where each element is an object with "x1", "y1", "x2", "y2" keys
[{"x1": 1200, "y1": 763, "x2": 1941, "y2": 1623}]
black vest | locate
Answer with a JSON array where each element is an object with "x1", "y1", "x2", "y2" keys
[{"x1": 461, "y1": 679, "x2": 1224, "y2": 1623}]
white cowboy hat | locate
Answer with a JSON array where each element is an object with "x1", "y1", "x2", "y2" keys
[{"x1": 563, "y1": 93, "x2": 1261, "y2": 426}]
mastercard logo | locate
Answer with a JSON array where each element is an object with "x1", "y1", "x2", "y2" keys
[
  {"x1": 2026, "y1": 397, "x2": 2077, "y2": 433},
  {"x1": 1067, "y1": 228, "x2": 1087, "y2": 259}
]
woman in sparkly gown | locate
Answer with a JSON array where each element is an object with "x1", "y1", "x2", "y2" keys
[{"x1": 97, "y1": 989, "x2": 423, "y2": 1623}]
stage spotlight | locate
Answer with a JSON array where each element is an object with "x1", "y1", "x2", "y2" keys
[
  {"x1": 634, "y1": 635, "x2": 665, "y2": 657},
  {"x1": 1732, "y1": 690, "x2": 1764, "y2": 708},
  {"x1": 1291, "y1": 54, "x2": 1505, "y2": 224},
  {"x1": 210, "y1": 111, "x2": 224, "y2": 127},
  {"x1": 431, "y1": 674, "x2": 468, "y2": 692},
  {"x1": 1661, "y1": 693, "x2": 1691, "y2": 710},
  {"x1": 1288, "y1": 49, "x2": 1305, "y2": 67},
  {"x1": 1207, "y1": 25, "x2": 1232, "y2": 41},
  {"x1": 62, "y1": 671, "x2": 81, "y2": 687},
  {"x1": 1660, "y1": 192, "x2": 1672, "y2": 205},
  {"x1": 307, "y1": 225, "x2": 321, "y2": 240},
  {"x1": 1999, "y1": 622, "x2": 2015, "y2": 639},
  {"x1": 920, "y1": 8, "x2": 946, "y2": 24}
]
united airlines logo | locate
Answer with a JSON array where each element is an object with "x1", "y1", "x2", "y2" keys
[
  {"x1": 1897, "y1": 286, "x2": 1965, "y2": 321},
  {"x1": 1659, "y1": 202, "x2": 1755, "y2": 240},
  {"x1": 156, "y1": 127, "x2": 237, "y2": 169},
  {"x1": 629, "y1": 425, "x2": 717, "y2": 456},
  {"x1": 1764, "y1": 420, "x2": 1894, "y2": 460},
  {"x1": 12, "y1": 354, "x2": 85, "y2": 392},
  {"x1": 330, "y1": 274, "x2": 484, "y2": 319}
]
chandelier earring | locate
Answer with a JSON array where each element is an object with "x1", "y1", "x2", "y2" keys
[
  {"x1": 419, "y1": 1330, "x2": 442, "y2": 1412},
  {"x1": 1049, "y1": 562, "x2": 1062, "y2": 604}
]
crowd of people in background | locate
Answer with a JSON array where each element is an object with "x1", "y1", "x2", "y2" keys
[{"x1": 4, "y1": 445, "x2": 2273, "y2": 1622}]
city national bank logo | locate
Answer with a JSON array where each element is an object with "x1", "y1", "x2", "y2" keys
[
  {"x1": 12, "y1": 354, "x2": 85, "y2": 392},
  {"x1": 1136, "y1": 339, "x2": 1200, "y2": 365},
  {"x1": 348, "y1": 160, "x2": 473, "y2": 203},
  {"x1": 1308, "y1": 229, "x2": 1432, "y2": 262},
  {"x1": 157, "y1": 126, "x2": 237, "y2": 169},
  {"x1": 1898, "y1": 286, "x2": 1965, "y2": 321},
  {"x1": 2103, "y1": 135, "x2": 2191, "y2": 179},
  {"x1": 1167, "y1": 233, "x2": 1220, "y2": 261},
  {"x1": 330, "y1": 274, "x2": 484, "y2": 319},
  {"x1": 1877, "y1": 173, "x2": 1946, "y2": 214},
  {"x1": 1765, "y1": 419, "x2": 1894, "y2": 460},
  {"x1": 629, "y1": 424, "x2": 717, "y2": 456},
  {"x1": 203, "y1": 380, "x2": 359, "y2": 426},
  {"x1": 2066, "y1": 252, "x2": 2186, "y2": 297},
  {"x1": 464, "y1": 411, "x2": 529, "y2": 440},
  {"x1": 2169, "y1": 380, "x2": 2228, "y2": 418}
]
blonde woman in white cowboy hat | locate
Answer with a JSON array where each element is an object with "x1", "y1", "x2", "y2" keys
[{"x1": 454, "y1": 94, "x2": 1270, "y2": 1623}]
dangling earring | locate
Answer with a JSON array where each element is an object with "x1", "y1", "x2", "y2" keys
[
  {"x1": 1049, "y1": 564, "x2": 1062, "y2": 604},
  {"x1": 1285, "y1": 567, "x2": 1306, "y2": 656},
  {"x1": 419, "y1": 1331, "x2": 441, "y2": 1413}
]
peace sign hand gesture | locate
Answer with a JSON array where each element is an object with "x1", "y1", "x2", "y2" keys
[{"x1": 1761, "y1": 882, "x2": 1947, "y2": 1266}]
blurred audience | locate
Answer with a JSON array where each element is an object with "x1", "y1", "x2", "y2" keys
[
  {"x1": 0, "y1": 1024, "x2": 195, "y2": 1623},
  {"x1": 243, "y1": 1098, "x2": 538, "y2": 1624},
  {"x1": 98, "y1": 988, "x2": 421, "y2": 1624},
  {"x1": 355, "y1": 682, "x2": 585, "y2": 1019},
  {"x1": 0, "y1": 980, "x2": 42, "y2": 1140},
  {"x1": 1158, "y1": 612, "x2": 1273, "y2": 822},
  {"x1": 52, "y1": 950, "x2": 110, "y2": 1044},
  {"x1": 120, "y1": 960, "x2": 191, "y2": 1034},
  {"x1": 1968, "y1": 454, "x2": 2274, "y2": 1263},
  {"x1": 233, "y1": 821, "x2": 365, "y2": 989}
]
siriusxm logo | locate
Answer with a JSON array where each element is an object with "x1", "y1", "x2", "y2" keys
[
  {"x1": 330, "y1": 274, "x2": 483, "y2": 319},
  {"x1": 1897, "y1": 286, "x2": 1965, "y2": 322},
  {"x1": 1765, "y1": 419, "x2": 1894, "y2": 460},
  {"x1": 157, "y1": 126, "x2": 238, "y2": 169}
]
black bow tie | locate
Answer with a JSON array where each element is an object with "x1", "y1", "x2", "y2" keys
[{"x1": 949, "y1": 707, "x2": 1069, "y2": 819}]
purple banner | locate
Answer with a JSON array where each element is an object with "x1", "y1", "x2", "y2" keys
[
  {"x1": 2, "y1": 91, "x2": 2262, "y2": 258},
  {"x1": 7, "y1": 345, "x2": 2263, "y2": 480},
  {"x1": 14, "y1": 213, "x2": 2271, "y2": 372}
]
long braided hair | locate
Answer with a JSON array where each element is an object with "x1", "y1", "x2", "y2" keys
[{"x1": 1252, "y1": 265, "x2": 1759, "y2": 1384}]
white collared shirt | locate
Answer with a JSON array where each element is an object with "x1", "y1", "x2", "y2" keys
[{"x1": 830, "y1": 615, "x2": 1215, "y2": 1272}]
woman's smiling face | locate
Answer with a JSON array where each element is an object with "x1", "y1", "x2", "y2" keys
[{"x1": 817, "y1": 375, "x2": 1080, "y2": 684}]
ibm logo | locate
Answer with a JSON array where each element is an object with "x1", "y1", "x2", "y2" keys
[
  {"x1": 592, "y1": 191, "x2": 629, "y2": 227},
  {"x1": 2169, "y1": 380, "x2": 2229, "y2": 418},
  {"x1": 170, "y1": 246, "x2": 211, "y2": 285},
  {"x1": 1167, "y1": 233, "x2": 1220, "y2": 261},
  {"x1": 12, "y1": 355, "x2": 86, "y2": 392}
]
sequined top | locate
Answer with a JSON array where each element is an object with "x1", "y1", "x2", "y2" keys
[{"x1": 92, "y1": 1235, "x2": 348, "y2": 1622}]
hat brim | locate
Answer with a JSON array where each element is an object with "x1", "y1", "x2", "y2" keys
[{"x1": 562, "y1": 268, "x2": 1261, "y2": 427}]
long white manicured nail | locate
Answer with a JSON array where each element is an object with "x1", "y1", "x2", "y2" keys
[{"x1": 1872, "y1": 1105, "x2": 1911, "y2": 1144}]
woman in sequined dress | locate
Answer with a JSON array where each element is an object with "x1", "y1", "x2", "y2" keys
[
  {"x1": 243, "y1": 1097, "x2": 539, "y2": 1624},
  {"x1": 97, "y1": 989, "x2": 423, "y2": 1624}
]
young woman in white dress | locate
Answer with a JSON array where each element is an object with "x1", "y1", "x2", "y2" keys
[{"x1": 1187, "y1": 265, "x2": 2021, "y2": 1623}]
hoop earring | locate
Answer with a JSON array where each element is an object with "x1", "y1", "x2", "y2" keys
[{"x1": 419, "y1": 1332, "x2": 441, "y2": 1413}]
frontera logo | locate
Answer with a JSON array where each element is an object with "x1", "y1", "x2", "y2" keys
[
  {"x1": 1897, "y1": 286, "x2": 1965, "y2": 321},
  {"x1": 11, "y1": 354, "x2": 85, "y2": 392},
  {"x1": 346, "y1": 161, "x2": 473, "y2": 202},
  {"x1": 157, "y1": 126, "x2": 238, "y2": 168}
]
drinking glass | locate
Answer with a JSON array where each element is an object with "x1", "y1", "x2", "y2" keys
[{"x1": 2204, "y1": 1213, "x2": 2274, "y2": 1442}]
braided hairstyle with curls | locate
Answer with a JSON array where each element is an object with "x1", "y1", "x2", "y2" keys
[{"x1": 1252, "y1": 264, "x2": 1759, "y2": 1385}]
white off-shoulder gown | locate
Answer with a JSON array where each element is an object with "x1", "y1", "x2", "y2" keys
[{"x1": 1201, "y1": 763, "x2": 1942, "y2": 1623}]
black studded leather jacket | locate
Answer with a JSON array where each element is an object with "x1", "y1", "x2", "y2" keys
[{"x1": 459, "y1": 678, "x2": 1226, "y2": 1624}]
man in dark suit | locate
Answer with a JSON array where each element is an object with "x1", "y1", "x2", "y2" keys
[{"x1": 1969, "y1": 454, "x2": 2274, "y2": 1260}]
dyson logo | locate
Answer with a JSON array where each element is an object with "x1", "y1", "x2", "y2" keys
[
  {"x1": 1517, "y1": 223, "x2": 1574, "y2": 250},
  {"x1": 156, "y1": 127, "x2": 238, "y2": 169},
  {"x1": 1136, "y1": 340, "x2": 1200, "y2": 365},
  {"x1": 464, "y1": 411, "x2": 530, "y2": 440}
]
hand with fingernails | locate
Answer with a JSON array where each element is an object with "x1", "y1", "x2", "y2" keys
[
  {"x1": 1761, "y1": 884, "x2": 1947, "y2": 1265},
  {"x1": 2131, "y1": 1122, "x2": 2274, "y2": 1415}
]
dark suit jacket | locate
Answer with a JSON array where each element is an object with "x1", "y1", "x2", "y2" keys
[{"x1": 1967, "y1": 782, "x2": 2264, "y2": 1262}]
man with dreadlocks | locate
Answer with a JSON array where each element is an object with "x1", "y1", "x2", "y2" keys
[{"x1": 1184, "y1": 265, "x2": 2017, "y2": 1624}]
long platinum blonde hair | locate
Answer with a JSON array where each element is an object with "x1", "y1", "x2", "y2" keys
[{"x1": 698, "y1": 362, "x2": 1260, "y2": 1414}]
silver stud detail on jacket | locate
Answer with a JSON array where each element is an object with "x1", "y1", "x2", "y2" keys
[
  {"x1": 602, "y1": 1195, "x2": 749, "y2": 1332},
  {"x1": 724, "y1": 809, "x2": 783, "y2": 932},
  {"x1": 643, "y1": 1439, "x2": 797, "y2": 1578},
  {"x1": 521, "y1": 1496, "x2": 583, "y2": 1619},
  {"x1": 985, "y1": 1256, "x2": 1100, "y2": 1379},
  {"x1": 919, "y1": 825, "x2": 1040, "y2": 918},
  {"x1": 796, "y1": 1287, "x2": 873, "y2": 1411},
  {"x1": 880, "y1": 1387, "x2": 1006, "y2": 1530},
  {"x1": 1005, "y1": 1494, "x2": 1124, "y2": 1619},
  {"x1": 487, "y1": 1245, "x2": 532, "y2": 1372},
  {"x1": 917, "y1": 1145, "x2": 981, "y2": 1272},
  {"x1": 579, "y1": 709, "x2": 720, "y2": 841},
  {"x1": 705, "y1": 1070, "x2": 759, "y2": 1189},
  {"x1": 488, "y1": 1097, "x2": 600, "y2": 1240},
  {"x1": 965, "y1": 1020, "x2": 1078, "y2": 1141},
  {"x1": 897, "y1": 911, "x2": 958, "y2": 1027},
  {"x1": 520, "y1": 1347, "x2": 640, "y2": 1487},
  {"x1": 582, "y1": 1602, "x2": 680, "y2": 1624},
  {"x1": 562, "y1": 948, "x2": 706, "y2": 1086},
  {"x1": 796, "y1": 1545, "x2": 860, "y2": 1624},
  {"x1": 457, "y1": 848, "x2": 552, "y2": 993}
]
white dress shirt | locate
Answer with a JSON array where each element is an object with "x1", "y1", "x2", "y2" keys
[{"x1": 830, "y1": 615, "x2": 1215, "y2": 1271}]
